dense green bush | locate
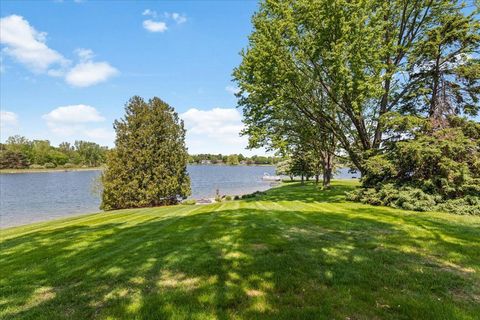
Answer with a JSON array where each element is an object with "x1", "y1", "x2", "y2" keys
[
  {"x1": 363, "y1": 116, "x2": 480, "y2": 198},
  {"x1": 62, "y1": 163, "x2": 76, "y2": 169},
  {"x1": 234, "y1": 195, "x2": 241, "y2": 200},
  {"x1": 351, "y1": 115, "x2": 480, "y2": 215},
  {"x1": 347, "y1": 185, "x2": 479, "y2": 215},
  {"x1": 44, "y1": 162, "x2": 56, "y2": 169},
  {"x1": 242, "y1": 191, "x2": 266, "y2": 199},
  {"x1": 181, "y1": 199, "x2": 196, "y2": 205},
  {"x1": 0, "y1": 150, "x2": 30, "y2": 169},
  {"x1": 225, "y1": 195, "x2": 232, "y2": 201}
]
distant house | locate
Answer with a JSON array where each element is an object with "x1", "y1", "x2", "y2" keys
[{"x1": 200, "y1": 160, "x2": 212, "y2": 165}]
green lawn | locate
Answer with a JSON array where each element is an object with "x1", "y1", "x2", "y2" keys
[{"x1": 1, "y1": 181, "x2": 479, "y2": 319}]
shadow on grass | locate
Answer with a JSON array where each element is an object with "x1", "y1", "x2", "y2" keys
[
  {"x1": 249, "y1": 180, "x2": 358, "y2": 203},
  {"x1": 1, "y1": 202, "x2": 479, "y2": 319}
]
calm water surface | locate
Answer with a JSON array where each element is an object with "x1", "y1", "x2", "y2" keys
[{"x1": 0, "y1": 165, "x2": 357, "y2": 228}]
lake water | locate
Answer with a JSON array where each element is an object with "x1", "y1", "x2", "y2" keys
[{"x1": 0, "y1": 165, "x2": 358, "y2": 228}]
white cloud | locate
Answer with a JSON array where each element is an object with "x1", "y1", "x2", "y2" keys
[
  {"x1": 0, "y1": 15, "x2": 69, "y2": 73},
  {"x1": 66, "y1": 61, "x2": 118, "y2": 87},
  {"x1": 75, "y1": 48, "x2": 94, "y2": 61},
  {"x1": 0, "y1": 15, "x2": 118, "y2": 87},
  {"x1": 171, "y1": 13, "x2": 187, "y2": 24},
  {"x1": 141, "y1": 10, "x2": 186, "y2": 33},
  {"x1": 142, "y1": 9, "x2": 158, "y2": 17},
  {"x1": 225, "y1": 85, "x2": 240, "y2": 95},
  {"x1": 143, "y1": 20, "x2": 168, "y2": 33},
  {"x1": 42, "y1": 105, "x2": 113, "y2": 145},
  {"x1": 42, "y1": 104, "x2": 105, "y2": 124},
  {"x1": 1, "y1": 110, "x2": 18, "y2": 128},
  {"x1": 84, "y1": 127, "x2": 115, "y2": 140},
  {"x1": 181, "y1": 108, "x2": 252, "y2": 154}
]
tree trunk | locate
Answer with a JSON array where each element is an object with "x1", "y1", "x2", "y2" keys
[
  {"x1": 301, "y1": 173, "x2": 304, "y2": 184},
  {"x1": 315, "y1": 174, "x2": 319, "y2": 184},
  {"x1": 323, "y1": 153, "x2": 333, "y2": 187}
]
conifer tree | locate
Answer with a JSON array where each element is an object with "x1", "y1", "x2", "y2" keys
[{"x1": 101, "y1": 96, "x2": 191, "y2": 210}]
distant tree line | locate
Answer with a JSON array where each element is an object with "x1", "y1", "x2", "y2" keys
[
  {"x1": 0, "y1": 135, "x2": 281, "y2": 170},
  {"x1": 0, "y1": 135, "x2": 108, "y2": 169},
  {"x1": 188, "y1": 154, "x2": 281, "y2": 165}
]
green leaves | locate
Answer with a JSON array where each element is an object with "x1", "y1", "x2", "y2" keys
[{"x1": 101, "y1": 96, "x2": 191, "y2": 211}]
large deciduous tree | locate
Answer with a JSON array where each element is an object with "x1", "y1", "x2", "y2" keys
[
  {"x1": 234, "y1": 0, "x2": 479, "y2": 174},
  {"x1": 101, "y1": 96, "x2": 191, "y2": 210}
]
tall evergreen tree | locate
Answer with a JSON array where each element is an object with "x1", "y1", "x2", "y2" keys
[{"x1": 101, "y1": 96, "x2": 191, "y2": 210}]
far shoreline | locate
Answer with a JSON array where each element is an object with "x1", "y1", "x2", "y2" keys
[
  {"x1": 0, "y1": 167, "x2": 104, "y2": 174},
  {"x1": 0, "y1": 163, "x2": 276, "y2": 174}
]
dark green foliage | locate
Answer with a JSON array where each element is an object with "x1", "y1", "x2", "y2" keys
[
  {"x1": 242, "y1": 191, "x2": 266, "y2": 199},
  {"x1": 101, "y1": 96, "x2": 191, "y2": 210},
  {"x1": 0, "y1": 150, "x2": 30, "y2": 169},
  {"x1": 347, "y1": 184, "x2": 479, "y2": 215},
  {"x1": 364, "y1": 115, "x2": 480, "y2": 197},
  {"x1": 352, "y1": 115, "x2": 480, "y2": 214}
]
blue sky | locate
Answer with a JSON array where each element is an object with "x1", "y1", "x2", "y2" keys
[{"x1": 0, "y1": 0, "x2": 261, "y2": 155}]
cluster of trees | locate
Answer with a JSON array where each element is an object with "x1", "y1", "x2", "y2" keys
[
  {"x1": 234, "y1": 0, "x2": 479, "y2": 213},
  {"x1": 189, "y1": 153, "x2": 281, "y2": 165},
  {"x1": 0, "y1": 135, "x2": 108, "y2": 169}
]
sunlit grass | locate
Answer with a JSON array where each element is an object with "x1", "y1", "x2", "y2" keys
[{"x1": 1, "y1": 180, "x2": 479, "y2": 319}]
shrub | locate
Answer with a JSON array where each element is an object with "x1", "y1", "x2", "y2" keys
[
  {"x1": 225, "y1": 195, "x2": 232, "y2": 201},
  {"x1": 347, "y1": 184, "x2": 479, "y2": 215},
  {"x1": 0, "y1": 150, "x2": 30, "y2": 169},
  {"x1": 29, "y1": 164, "x2": 45, "y2": 169},
  {"x1": 182, "y1": 199, "x2": 196, "y2": 205},
  {"x1": 62, "y1": 163, "x2": 76, "y2": 169},
  {"x1": 436, "y1": 197, "x2": 480, "y2": 215},
  {"x1": 234, "y1": 195, "x2": 241, "y2": 200},
  {"x1": 44, "y1": 162, "x2": 56, "y2": 169},
  {"x1": 242, "y1": 191, "x2": 266, "y2": 199}
]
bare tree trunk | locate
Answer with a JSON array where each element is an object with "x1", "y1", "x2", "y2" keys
[{"x1": 323, "y1": 153, "x2": 333, "y2": 187}]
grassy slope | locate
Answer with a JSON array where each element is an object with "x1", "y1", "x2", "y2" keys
[{"x1": 1, "y1": 181, "x2": 479, "y2": 320}]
